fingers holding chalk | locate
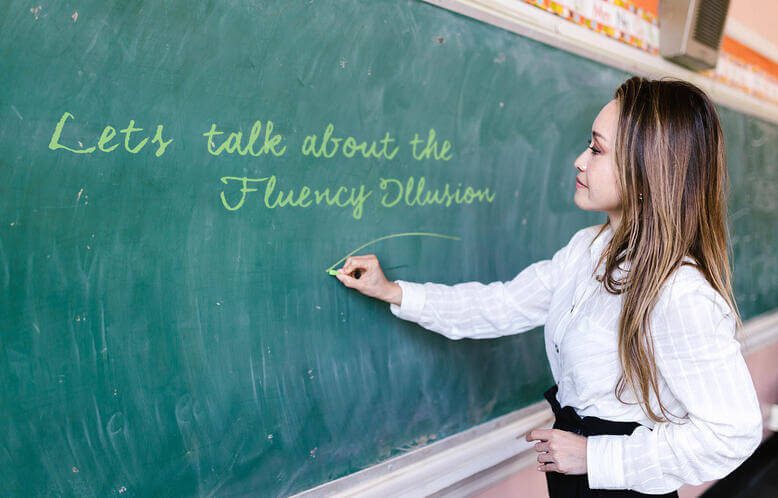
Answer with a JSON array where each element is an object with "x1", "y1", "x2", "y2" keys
[{"x1": 340, "y1": 256, "x2": 367, "y2": 279}]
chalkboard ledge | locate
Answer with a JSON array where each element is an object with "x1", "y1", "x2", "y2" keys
[
  {"x1": 293, "y1": 309, "x2": 778, "y2": 497},
  {"x1": 293, "y1": 400, "x2": 553, "y2": 498}
]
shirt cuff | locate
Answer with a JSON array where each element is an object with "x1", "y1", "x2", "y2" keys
[
  {"x1": 586, "y1": 434, "x2": 628, "y2": 490},
  {"x1": 389, "y1": 280, "x2": 426, "y2": 322}
]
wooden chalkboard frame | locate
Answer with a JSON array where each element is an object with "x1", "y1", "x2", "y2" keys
[{"x1": 291, "y1": 0, "x2": 778, "y2": 495}]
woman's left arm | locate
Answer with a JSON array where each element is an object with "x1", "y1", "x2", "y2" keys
[{"x1": 586, "y1": 282, "x2": 763, "y2": 494}]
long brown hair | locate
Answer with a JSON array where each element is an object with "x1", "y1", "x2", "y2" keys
[{"x1": 594, "y1": 76, "x2": 742, "y2": 423}]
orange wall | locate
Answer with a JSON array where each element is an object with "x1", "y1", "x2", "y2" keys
[
  {"x1": 629, "y1": 0, "x2": 658, "y2": 12},
  {"x1": 728, "y1": 0, "x2": 777, "y2": 45}
]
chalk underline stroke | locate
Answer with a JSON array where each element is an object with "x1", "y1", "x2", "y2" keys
[{"x1": 325, "y1": 232, "x2": 461, "y2": 274}]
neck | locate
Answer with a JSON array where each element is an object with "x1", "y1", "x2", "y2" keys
[{"x1": 608, "y1": 211, "x2": 622, "y2": 231}]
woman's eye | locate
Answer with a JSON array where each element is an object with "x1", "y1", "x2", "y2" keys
[{"x1": 585, "y1": 139, "x2": 600, "y2": 155}]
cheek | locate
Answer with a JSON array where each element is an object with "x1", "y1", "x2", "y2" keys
[
  {"x1": 590, "y1": 164, "x2": 620, "y2": 199},
  {"x1": 607, "y1": 169, "x2": 621, "y2": 199}
]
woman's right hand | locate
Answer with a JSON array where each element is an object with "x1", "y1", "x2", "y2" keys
[{"x1": 335, "y1": 254, "x2": 403, "y2": 306}]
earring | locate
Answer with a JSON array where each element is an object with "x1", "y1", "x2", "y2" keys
[{"x1": 638, "y1": 193, "x2": 643, "y2": 202}]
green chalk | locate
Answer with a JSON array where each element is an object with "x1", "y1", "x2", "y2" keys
[{"x1": 325, "y1": 232, "x2": 461, "y2": 279}]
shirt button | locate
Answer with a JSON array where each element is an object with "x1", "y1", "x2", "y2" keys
[{"x1": 554, "y1": 343, "x2": 559, "y2": 353}]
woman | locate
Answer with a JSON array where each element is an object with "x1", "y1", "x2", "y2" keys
[{"x1": 334, "y1": 76, "x2": 763, "y2": 497}]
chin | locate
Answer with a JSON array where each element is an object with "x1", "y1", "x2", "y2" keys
[
  {"x1": 574, "y1": 203, "x2": 604, "y2": 214},
  {"x1": 573, "y1": 197, "x2": 590, "y2": 211}
]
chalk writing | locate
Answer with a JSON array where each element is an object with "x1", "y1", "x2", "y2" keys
[
  {"x1": 203, "y1": 120, "x2": 287, "y2": 157},
  {"x1": 301, "y1": 124, "x2": 399, "y2": 160},
  {"x1": 325, "y1": 232, "x2": 461, "y2": 275},
  {"x1": 220, "y1": 176, "x2": 372, "y2": 220},
  {"x1": 47, "y1": 111, "x2": 494, "y2": 220},
  {"x1": 48, "y1": 112, "x2": 173, "y2": 156},
  {"x1": 409, "y1": 129, "x2": 452, "y2": 161},
  {"x1": 219, "y1": 175, "x2": 495, "y2": 220},
  {"x1": 379, "y1": 176, "x2": 495, "y2": 207}
]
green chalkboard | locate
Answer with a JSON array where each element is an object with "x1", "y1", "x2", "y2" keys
[{"x1": 1, "y1": 1, "x2": 777, "y2": 496}]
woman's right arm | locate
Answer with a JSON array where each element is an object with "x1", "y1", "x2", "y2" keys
[{"x1": 336, "y1": 228, "x2": 585, "y2": 340}]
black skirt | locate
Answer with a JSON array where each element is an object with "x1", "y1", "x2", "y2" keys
[{"x1": 542, "y1": 384, "x2": 679, "y2": 498}]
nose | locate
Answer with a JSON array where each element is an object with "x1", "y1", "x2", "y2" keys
[{"x1": 574, "y1": 149, "x2": 587, "y2": 172}]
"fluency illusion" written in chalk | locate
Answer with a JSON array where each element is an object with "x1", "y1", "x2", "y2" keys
[{"x1": 219, "y1": 175, "x2": 496, "y2": 220}]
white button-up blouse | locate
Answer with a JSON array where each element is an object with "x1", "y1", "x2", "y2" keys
[{"x1": 388, "y1": 223, "x2": 762, "y2": 494}]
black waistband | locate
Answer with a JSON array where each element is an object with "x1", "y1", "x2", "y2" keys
[{"x1": 543, "y1": 384, "x2": 642, "y2": 437}]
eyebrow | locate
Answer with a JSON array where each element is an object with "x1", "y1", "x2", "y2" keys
[{"x1": 592, "y1": 130, "x2": 608, "y2": 143}]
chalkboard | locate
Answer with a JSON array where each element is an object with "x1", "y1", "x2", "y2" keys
[{"x1": 1, "y1": 1, "x2": 776, "y2": 496}]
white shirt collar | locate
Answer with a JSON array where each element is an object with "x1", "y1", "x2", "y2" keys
[
  {"x1": 589, "y1": 224, "x2": 614, "y2": 266},
  {"x1": 588, "y1": 223, "x2": 697, "y2": 270}
]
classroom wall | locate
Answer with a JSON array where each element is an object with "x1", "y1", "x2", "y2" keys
[
  {"x1": 471, "y1": 1, "x2": 778, "y2": 497},
  {"x1": 721, "y1": 0, "x2": 776, "y2": 47},
  {"x1": 521, "y1": 0, "x2": 778, "y2": 104}
]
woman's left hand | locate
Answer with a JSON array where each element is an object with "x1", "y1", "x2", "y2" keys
[{"x1": 525, "y1": 429, "x2": 587, "y2": 475}]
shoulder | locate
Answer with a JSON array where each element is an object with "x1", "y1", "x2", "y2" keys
[
  {"x1": 655, "y1": 265, "x2": 735, "y2": 326},
  {"x1": 550, "y1": 223, "x2": 609, "y2": 264},
  {"x1": 563, "y1": 223, "x2": 611, "y2": 261},
  {"x1": 581, "y1": 223, "x2": 608, "y2": 238},
  {"x1": 567, "y1": 223, "x2": 608, "y2": 248},
  {"x1": 650, "y1": 270, "x2": 740, "y2": 361}
]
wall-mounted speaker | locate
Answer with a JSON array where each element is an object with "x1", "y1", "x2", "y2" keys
[{"x1": 659, "y1": 0, "x2": 731, "y2": 71}]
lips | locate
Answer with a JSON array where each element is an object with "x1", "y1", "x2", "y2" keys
[{"x1": 576, "y1": 178, "x2": 588, "y2": 188}]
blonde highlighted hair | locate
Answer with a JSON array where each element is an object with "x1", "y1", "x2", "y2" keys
[{"x1": 594, "y1": 76, "x2": 741, "y2": 423}]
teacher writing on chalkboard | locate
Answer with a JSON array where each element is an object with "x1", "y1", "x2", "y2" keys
[{"x1": 334, "y1": 76, "x2": 762, "y2": 497}]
